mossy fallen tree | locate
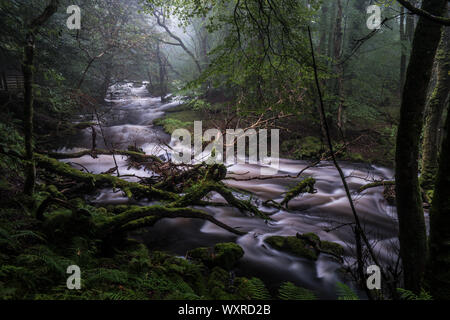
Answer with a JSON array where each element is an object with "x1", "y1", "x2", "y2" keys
[
  {"x1": 45, "y1": 148, "x2": 163, "y2": 163},
  {"x1": 35, "y1": 153, "x2": 177, "y2": 201},
  {"x1": 33, "y1": 154, "x2": 268, "y2": 238}
]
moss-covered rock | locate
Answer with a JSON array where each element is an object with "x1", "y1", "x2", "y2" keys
[
  {"x1": 43, "y1": 208, "x2": 96, "y2": 243},
  {"x1": 213, "y1": 243, "x2": 244, "y2": 270},
  {"x1": 264, "y1": 235, "x2": 317, "y2": 260},
  {"x1": 264, "y1": 233, "x2": 345, "y2": 261},
  {"x1": 321, "y1": 241, "x2": 345, "y2": 257},
  {"x1": 187, "y1": 242, "x2": 244, "y2": 270}
]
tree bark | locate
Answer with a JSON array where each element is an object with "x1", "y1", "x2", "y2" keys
[
  {"x1": 428, "y1": 100, "x2": 450, "y2": 299},
  {"x1": 22, "y1": 0, "x2": 59, "y2": 196},
  {"x1": 156, "y1": 42, "x2": 167, "y2": 102},
  {"x1": 400, "y1": 6, "x2": 407, "y2": 91},
  {"x1": 395, "y1": 0, "x2": 447, "y2": 293},
  {"x1": 333, "y1": 0, "x2": 345, "y2": 137},
  {"x1": 420, "y1": 22, "x2": 450, "y2": 190}
]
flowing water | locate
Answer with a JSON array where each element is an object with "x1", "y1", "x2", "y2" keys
[{"x1": 57, "y1": 83, "x2": 400, "y2": 299}]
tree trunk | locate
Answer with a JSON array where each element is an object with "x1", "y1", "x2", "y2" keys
[
  {"x1": 23, "y1": 32, "x2": 36, "y2": 196},
  {"x1": 428, "y1": 100, "x2": 450, "y2": 299},
  {"x1": 420, "y1": 21, "x2": 450, "y2": 190},
  {"x1": 22, "y1": 0, "x2": 59, "y2": 196},
  {"x1": 400, "y1": 6, "x2": 407, "y2": 92},
  {"x1": 395, "y1": 0, "x2": 447, "y2": 293},
  {"x1": 156, "y1": 42, "x2": 167, "y2": 102},
  {"x1": 406, "y1": 1, "x2": 418, "y2": 43},
  {"x1": 333, "y1": 0, "x2": 345, "y2": 137}
]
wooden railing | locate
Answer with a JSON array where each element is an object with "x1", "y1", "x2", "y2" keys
[{"x1": 0, "y1": 72, "x2": 24, "y2": 92}]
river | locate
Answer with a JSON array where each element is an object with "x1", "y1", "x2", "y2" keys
[{"x1": 57, "y1": 83, "x2": 399, "y2": 299}]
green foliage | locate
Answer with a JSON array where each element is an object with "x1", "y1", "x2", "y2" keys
[
  {"x1": 188, "y1": 98, "x2": 213, "y2": 112},
  {"x1": 153, "y1": 118, "x2": 192, "y2": 134},
  {"x1": 397, "y1": 288, "x2": 433, "y2": 300},
  {"x1": 278, "y1": 282, "x2": 317, "y2": 300},
  {"x1": 336, "y1": 282, "x2": 359, "y2": 300},
  {"x1": 281, "y1": 137, "x2": 324, "y2": 160},
  {"x1": 236, "y1": 277, "x2": 271, "y2": 300},
  {"x1": 264, "y1": 235, "x2": 318, "y2": 260}
]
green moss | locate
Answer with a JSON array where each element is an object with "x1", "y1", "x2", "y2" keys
[
  {"x1": 213, "y1": 243, "x2": 244, "y2": 270},
  {"x1": 186, "y1": 247, "x2": 214, "y2": 266},
  {"x1": 265, "y1": 236, "x2": 317, "y2": 260},
  {"x1": 153, "y1": 118, "x2": 192, "y2": 135},
  {"x1": 302, "y1": 232, "x2": 320, "y2": 243},
  {"x1": 284, "y1": 236, "x2": 318, "y2": 260},
  {"x1": 281, "y1": 178, "x2": 316, "y2": 207},
  {"x1": 321, "y1": 241, "x2": 344, "y2": 257},
  {"x1": 187, "y1": 242, "x2": 244, "y2": 271},
  {"x1": 264, "y1": 236, "x2": 285, "y2": 250},
  {"x1": 264, "y1": 234, "x2": 344, "y2": 261}
]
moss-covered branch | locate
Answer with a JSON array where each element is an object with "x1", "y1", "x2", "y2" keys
[
  {"x1": 280, "y1": 178, "x2": 316, "y2": 208},
  {"x1": 45, "y1": 148, "x2": 162, "y2": 163},
  {"x1": 35, "y1": 153, "x2": 177, "y2": 201},
  {"x1": 172, "y1": 181, "x2": 269, "y2": 220},
  {"x1": 358, "y1": 181, "x2": 395, "y2": 193},
  {"x1": 98, "y1": 205, "x2": 245, "y2": 236}
]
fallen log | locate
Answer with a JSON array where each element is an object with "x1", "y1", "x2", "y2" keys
[
  {"x1": 44, "y1": 148, "x2": 162, "y2": 163},
  {"x1": 35, "y1": 153, "x2": 177, "y2": 201}
]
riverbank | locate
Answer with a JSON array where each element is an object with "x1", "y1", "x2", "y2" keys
[{"x1": 154, "y1": 102, "x2": 396, "y2": 167}]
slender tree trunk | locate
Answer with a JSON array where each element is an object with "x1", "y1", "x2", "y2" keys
[
  {"x1": 421, "y1": 21, "x2": 450, "y2": 190},
  {"x1": 22, "y1": 0, "x2": 59, "y2": 196},
  {"x1": 333, "y1": 0, "x2": 345, "y2": 137},
  {"x1": 400, "y1": 6, "x2": 407, "y2": 92},
  {"x1": 100, "y1": 66, "x2": 112, "y2": 100},
  {"x1": 315, "y1": 3, "x2": 329, "y2": 142},
  {"x1": 395, "y1": 0, "x2": 447, "y2": 293},
  {"x1": 156, "y1": 42, "x2": 167, "y2": 102},
  {"x1": 428, "y1": 99, "x2": 450, "y2": 299},
  {"x1": 406, "y1": 1, "x2": 418, "y2": 42},
  {"x1": 23, "y1": 32, "x2": 36, "y2": 196}
]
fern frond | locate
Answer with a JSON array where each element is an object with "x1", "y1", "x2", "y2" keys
[
  {"x1": 246, "y1": 278, "x2": 271, "y2": 300},
  {"x1": 397, "y1": 288, "x2": 432, "y2": 300},
  {"x1": 336, "y1": 282, "x2": 359, "y2": 300},
  {"x1": 278, "y1": 282, "x2": 316, "y2": 300}
]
